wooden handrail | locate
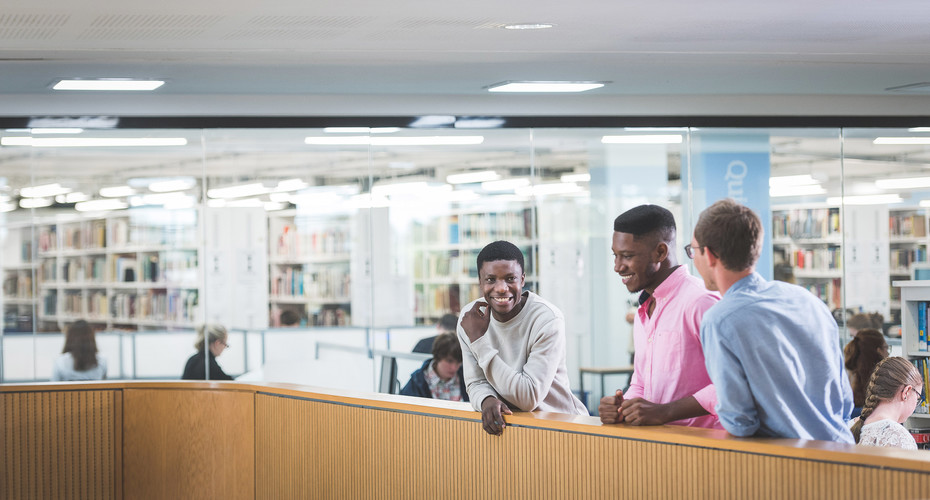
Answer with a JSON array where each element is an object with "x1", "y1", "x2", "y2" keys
[{"x1": 4, "y1": 381, "x2": 930, "y2": 499}]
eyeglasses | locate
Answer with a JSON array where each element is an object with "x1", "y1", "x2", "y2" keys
[
  {"x1": 219, "y1": 341, "x2": 230, "y2": 349},
  {"x1": 911, "y1": 386, "x2": 925, "y2": 405},
  {"x1": 684, "y1": 243, "x2": 706, "y2": 259}
]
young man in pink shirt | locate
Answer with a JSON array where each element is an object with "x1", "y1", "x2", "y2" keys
[{"x1": 598, "y1": 205, "x2": 722, "y2": 429}]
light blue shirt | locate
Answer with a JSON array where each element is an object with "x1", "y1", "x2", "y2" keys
[{"x1": 700, "y1": 272, "x2": 854, "y2": 443}]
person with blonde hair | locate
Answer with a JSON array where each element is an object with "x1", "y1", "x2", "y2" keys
[
  {"x1": 851, "y1": 357, "x2": 922, "y2": 450},
  {"x1": 51, "y1": 320, "x2": 107, "y2": 381},
  {"x1": 181, "y1": 324, "x2": 234, "y2": 380}
]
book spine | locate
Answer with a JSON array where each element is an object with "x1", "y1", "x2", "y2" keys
[{"x1": 920, "y1": 301, "x2": 927, "y2": 352}]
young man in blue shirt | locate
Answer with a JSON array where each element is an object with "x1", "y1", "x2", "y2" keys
[{"x1": 689, "y1": 199, "x2": 854, "y2": 443}]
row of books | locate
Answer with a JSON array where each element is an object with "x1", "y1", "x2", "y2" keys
[
  {"x1": 784, "y1": 247, "x2": 842, "y2": 271},
  {"x1": 890, "y1": 213, "x2": 928, "y2": 238},
  {"x1": 412, "y1": 209, "x2": 535, "y2": 245},
  {"x1": 772, "y1": 208, "x2": 841, "y2": 240},
  {"x1": 917, "y1": 302, "x2": 930, "y2": 352},
  {"x1": 804, "y1": 278, "x2": 842, "y2": 311},
  {"x1": 891, "y1": 248, "x2": 926, "y2": 269},
  {"x1": 310, "y1": 305, "x2": 351, "y2": 326},
  {"x1": 271, "y1": 266, "x2": 350, "y2": 299},
  {"x1": 273, "y1": 223, "x2": 351, "y2": 259},
  {"x1": 2, "y1": 273, "x2": 33, "y2": 298},
  {"x1": 110, "y1": 290, "x2": 199, "y2": 322},
  {"x1": 60, "y1": 220, "x2": 107, "y2": 251},
  {"x1": 415, "y1": 284, "x2": 463, "y2": 318},
  {"x1": 62, "y1": 256, "x2": 107, "y2": 282},
  {"x1": 109, "y1": 218, "x2": 197, "y2": 248}
]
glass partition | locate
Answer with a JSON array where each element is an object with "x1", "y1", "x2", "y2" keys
[{"x1": 1, "y1": 124, "x2": 925, "y2": 395}]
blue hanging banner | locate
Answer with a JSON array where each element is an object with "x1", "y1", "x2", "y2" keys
[{"x1": 690, "y1": 134, "x2": 773, "y2": 280}]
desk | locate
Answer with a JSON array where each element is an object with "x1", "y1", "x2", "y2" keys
[{"x1": 579, "y1": 365, "x2": 634, "y2": 407}]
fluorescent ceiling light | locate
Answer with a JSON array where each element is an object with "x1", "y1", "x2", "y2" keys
[
  {"x1": 0, "y1": 202, "x2": 16, "y2": 213},
  {"x1": 305, "y1": 136, "x2": 484, "y2": 146},
  {"x1": 920, "y1": 200, "x2": 930, "y2": 208},
  {"x1": 346, "y1": 194, "x2": 391, "y2": 209},
  {"x1": 482, "y1": 178, "x2": 531, "y2": 191},
  {"x1": 75, "y1": 199, "x2": 128, "y2": 212},
  {"x1": 516, "y1": 182, "x2": 582, "y2": 196},
  {"x1": 908, "y1": 128, "x2": 930, "y2": 132},
  {"x1": 873, "y1": 137, "x2": 930, "y2": 145},
  {"x1": 225, "y1": 197, "x2": 265, "y2": 208},
  {"x1": 0, "y1": 137, "x2": 187, "y2": 147},
  {"x1": 56, "y1": 192, "x2": 90, "y2": 204},
  {"x1": 30, "y1": 128, "x2": 83, "y2": 134},
  {"x1": 273, "y1": 179, "x2": 308, "y2": 192},
  {"x1": 207, "y1": 182, "x2": 270, "y2": 199},
  {"x1": 129, "y1": 192, "x2": 191, "y2": 207},
  {"x1": 53, "y1": 79, "x2": 165, "y2": 91},
  {"x1": 561, "y1": 173, "x2": 591, "y2": 183},
  {"x1": 21, "y1": 183, "x2": 71, "y2": 198},
  {"x1": 487, "y1": 81, "x2": 604, "y2": 93},
  {"x1": 447, "y1": 171, "x2": 501, "y2": 184},
  {"x1": 454, "y1": 118, "x2": 506, "y2": 129},
  {"x1": 502, "y1": 23, "x2": 554, "y2": 30},
  {"x1": 769, "y1": 175, "x2": 819, "y2": 187},
  {"x1": 602, "y1": 135, "x2": 683, "y2": 144},
  {"x1": 769, "y1": 185, "x2": 826, "y2": 197},
  {"x1": 148, "y1": 178, "x2": 196, "y2": 193},
  {"x1": 372, "y1": 182, "x2": 452, "y2": 197},
  {"x1": 826, "y1": 194, "x2": 903, "y2": 205},
  {"x1": 264, "y1": 202, "x2": 288, "y2": 212},
  {"x1": 99, "y1": 186, "x2": 136, "y2": 198},
  {"x1": 875, "y1": 177, "x2": 930, "y2": 189},
  {"x1": 323, "y1": 127, "x2": 399, "y2": 134},
  {"x1": 19, "y1": 197, "x2": 52, "y2": 208}
]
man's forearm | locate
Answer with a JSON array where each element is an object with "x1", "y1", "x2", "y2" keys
[{"x1": 662, "y1": 395, "x2": 710, "y2": 423}]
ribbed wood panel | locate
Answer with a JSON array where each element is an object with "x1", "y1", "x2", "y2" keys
[
  {"x1": 122, "y1": 388, "x2": 254, "y2": 500},
  {"x1": 255, "y1": 394, "x2": 930, "y2": 499},
  {"x1": 1, "y1": 389, "x2": 121, "y2": 500}
]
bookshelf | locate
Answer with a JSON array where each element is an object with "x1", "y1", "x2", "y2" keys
[
  {"x1": 772, "y1": 206, "x2": 843, "y2": 310},
  {"x1": 890, "y1": 281, "x2": 930, "y2": 422},
  {"x1": 410, "y1": 205, "x2": 538, "y2": 324},
  {"x1": 888, "y1": 209, "x2": 929, "y2": 324},
  {"x1": 268, "y1": 210, "x2": 353, "y2": 327},
  {"x1": 34, "y1": 210, "x2": 201, "y2": 331},
  {"x1": 2, "y1": 225, "x2": 37, "y2": 332}
]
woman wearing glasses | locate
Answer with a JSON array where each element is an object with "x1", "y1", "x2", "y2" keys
[
  {"x1": 181, "y1": 323, "x2": 234, "y2": 380},
  {"x1": 851, "y1": 357, "x2": 922, "y2": 450}
]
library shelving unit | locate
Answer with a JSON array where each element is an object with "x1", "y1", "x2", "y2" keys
[
  {"x1": 888, "y1": 209, "x2": 929, "y2": 324},
  {"x1": 35, "y1": 209, "x2": 201, "y2": 331},
  {"x1": 890, "y1": 280, "x2": 930, "y2": 423},
  {"x1": 2, "y1": 224, "x2": 37, "y2": 332},
  {"x1": 411, "y1": 205, "x2": 538, "y2": 324},
  {"x1": 772, "y1": 205, "x2": 843, "y2": 310},
  {"x1": 268, "y1": 210, "x2": 352, "y2": 327}
]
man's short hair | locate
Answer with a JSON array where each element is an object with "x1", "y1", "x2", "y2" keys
[
  {"x1": 613, "y1": 204, "x2": 676, "y2": 243},
  {"x1": 438, "y1": 313, "x2": 458, "y2": 333},
  {"x1": 476, "y1": 240, "x2": 525, "y2": 274},
  {"x1": 431, "y1": 332, "x2": 462, "y2": 362},
  {"x1": 694, "y1": 199, "x2": 763, "y2": 272}
]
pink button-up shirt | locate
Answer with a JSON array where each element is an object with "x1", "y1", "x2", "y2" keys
[{"x1": 625, "y1": 265, "x2": 722, "y2": 429}]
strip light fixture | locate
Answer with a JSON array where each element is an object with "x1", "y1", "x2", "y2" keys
[
  {"x1": 487, "y1": 81, "x2": 605, "y2": 93},
  {"x1": 53, "y1": 79, "x2": 165, "y2": 91},
  {"x1": 602, "y1": 135, "x2": 683, "y2": 144},
  {"x1": 875, "y1": 177, "x2": 930, "y2": 189},
  {"x1": 305, "y1": 136, "x2": 484, "y2": 146},
  {"x1": 1, "y1": 137, "x2": 187, "y2": 147},
  {"x1": 873, "y1": 137, "x2": 930, "y2": 145}
]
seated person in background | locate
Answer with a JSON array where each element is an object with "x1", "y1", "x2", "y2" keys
[
  {"x1": 844, "y1": 328, "x2": 889, "y2": 418},
  {"x1": 51, "y1": 320, "x2": 107, "y2": 381},
  {"x1": 181, "y1": 324, "x2": 234, "y2": 380},
  {"x1": 846, "y1": 312, "x2": 884, "y2": 336},
  {"x1": 400, "y1": 332, "x2": 469, "y2": 402},
  {"x1": 279, "y1": 309, "x2": 301, "y2": 327},
  {"x1": 413, "y1": 313, "x2": 458, "y2": 354},
  {"x1": 459, "y1": 240, "x2": 588, "y2": 436},
  {"x1": 851, "y1": 357, "x2": 922, "y2": 450}
]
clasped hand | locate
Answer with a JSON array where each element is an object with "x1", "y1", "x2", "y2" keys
[{"x1": 598, "y1": 389, "x2": 669, "y2": 426}]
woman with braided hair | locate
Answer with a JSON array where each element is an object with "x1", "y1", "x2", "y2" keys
[
  {"x1": 843, "y1": 328, "x2": 889, "y2": 418},
  {"x1": 850, "y1": 357, "x2": 922, "y2": 450}
]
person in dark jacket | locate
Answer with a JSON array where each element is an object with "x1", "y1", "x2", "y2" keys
[
  {"x1": 181, "y1": 323, "x2": 234, "y2": 380},
  {"x1": 401, "y1": 332, "x2": 468, "y2": 402},
  {"x1": 412, "y1": 313, "x2": 458, "y2": 354}
]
